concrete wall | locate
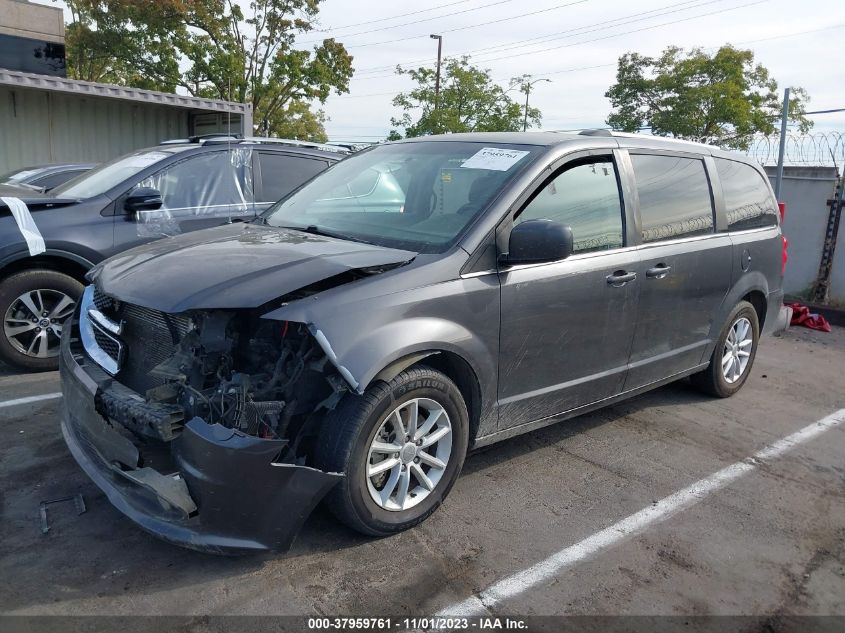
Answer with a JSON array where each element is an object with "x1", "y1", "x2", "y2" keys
[
  {"x1": 0, "y1": 0, "x2": 64, "y2": 43},
  {"x1": 765, "y1": 165, "x2": 842, "y2": 303}
]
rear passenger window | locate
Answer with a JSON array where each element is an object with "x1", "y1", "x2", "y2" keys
[
  {"x1": 516, "y1": 158, "x2": 624, "y2": 253},
  {"x1": 258, "y1": 154, "x2": 328, "y2": 203},
  {"x1": 631, "y1": 154, "x2": 714, "y2": 243},
  {"x1": 715, "y1": 159, "x2": 778, "y2": 231}
]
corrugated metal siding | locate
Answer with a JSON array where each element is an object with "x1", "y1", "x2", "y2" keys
[{"x1": 0, "y1": 86, "x2": 189, "y2": 173}]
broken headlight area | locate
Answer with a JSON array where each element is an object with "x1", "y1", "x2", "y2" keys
[{"x1": 85, "y1": 290, "x2": 346, "y2": 463}]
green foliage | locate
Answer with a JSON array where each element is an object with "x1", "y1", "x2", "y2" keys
[
  {"x1": 263, "y1": 101, "x2": 329, "y2": 142},
  {"x1": 389, "y1": 57, "x2": 541, "y2": 139},
  {"x1": 60, "y1": 0, "x2": 183, "y2": 91},
  {"x1": 55, "y1": 0, "x2": 353, "y2": 141},
  {"x1": 605, "y1": 45, "x2": 812, "y2": 150}
]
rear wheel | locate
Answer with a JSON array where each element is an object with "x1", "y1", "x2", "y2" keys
[
  {"x1": 315, "y1": 366, "x2": 469, "y2": 536},
  {"x1": 0, "y1": 270, "x2": 82, "y2": 371},
  {"x1": 691, "y1": 300, "x2": 759, "y2": 398}
]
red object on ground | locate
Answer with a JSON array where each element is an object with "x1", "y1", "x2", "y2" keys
[{"x1": 787, "y1": 303, "x2": 832, "y2": 333}]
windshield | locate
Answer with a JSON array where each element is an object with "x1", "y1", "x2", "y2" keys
[
  {"x1": 0, "y1": 167, "x2": 41, "y2": 185},
  {"x1": 52, "y1": 148, "x2": 190, "y2": 199},
  {"x1": 262, "y1": 141, "x2": 541, "y2": 253}
]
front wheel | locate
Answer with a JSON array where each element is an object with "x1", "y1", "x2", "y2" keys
[
  {"x1": 0, "y1": 270, "x2": 82, "y2": 371},
  {"x1": 691, "y1": 300, "x2": 760, "y2": 398},
  {"x1": 315, "y1": 366, "x2": 469, "y2": 536}
]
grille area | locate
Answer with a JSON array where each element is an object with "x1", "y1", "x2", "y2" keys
[
  {"x1": 92, "y1": 326, "x2": 120, "y2": 359},
  {"x1": 118, "y1": 304, "x2": 192, "y2": 395},
  {"x1": 88, "y1": 286, "x2": 193, "y2": 395}
]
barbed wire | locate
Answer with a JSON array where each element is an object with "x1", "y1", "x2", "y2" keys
[{"x1": 741, "y1": 132, "x2": 845, "y2": 168}]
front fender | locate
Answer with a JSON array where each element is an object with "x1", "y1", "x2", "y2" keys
[
  {"x1": 262, "y1": 274, "x2": 501, "y2": 435},
  {"x1": 312, "y1": 316, "x2": 492, "y2": 395},
  {"x1": 0, "y1": 247, "x2": 97, "y2": 278}
]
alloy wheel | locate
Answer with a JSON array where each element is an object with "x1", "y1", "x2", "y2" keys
[
  {"x1": 3, "y1": 289, "x2": 75, "y2": 358},
  {"x1": 366, "y1": 397, "x2": 453, "y2": 511},
  {"x1": 722, "y1": 316, "x2": 753, "y2": 384}
]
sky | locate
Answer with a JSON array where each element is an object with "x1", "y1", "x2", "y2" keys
[
  {"x1": 41, "y1": 0, "x2": 845, "y2": 145},
  {"x1": 303, "y1": 0, "x2": 845, "y2": 142}
]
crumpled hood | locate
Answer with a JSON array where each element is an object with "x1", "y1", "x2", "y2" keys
[{"x1": 91, "y1": 222, "x2": 416, "y2": 313}]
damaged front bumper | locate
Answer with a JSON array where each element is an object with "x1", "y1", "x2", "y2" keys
[{"x1": 59, "y1": 319, "x2": 342, "y2": 554}]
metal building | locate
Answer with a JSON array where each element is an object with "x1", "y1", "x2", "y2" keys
[
  {"x1": 0, "y1": 68, "x2": 253, "y2": 174},
  {"x1": 0, "y1": 0, "x2": 66, "y2": 77},
  {"x1": 0, "y1": 0, "x2": 251, "y2": 173}
]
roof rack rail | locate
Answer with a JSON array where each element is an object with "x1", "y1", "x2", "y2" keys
[
  {"x1": 578, "y1": 128, "x2": 717, "y2": 149},
  {"x1": 159, "y1": 133, "x2": 243, "y2": 145},
  {"x1": 203, "y1": 136, "x2": 350, "y2": 154},
  {"x1": 578, "y1": 129, "x2": 615, "y2": 137}
]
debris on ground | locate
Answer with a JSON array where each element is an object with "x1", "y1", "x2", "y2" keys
[{"x1": 787, "y1": 303, "x2": 832, "y2": 333}]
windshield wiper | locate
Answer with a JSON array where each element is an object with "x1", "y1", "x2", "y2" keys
[{"x1": 277, "y1": 224, "x2": 373, "y2": 245}]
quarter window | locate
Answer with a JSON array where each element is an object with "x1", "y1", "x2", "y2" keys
[
  {"x1": 715, "y1": 158, "x2": 778, "y2": 230},
  {"x1": 516, "y1": 158, "x2": 625, "y2": 253},
  {"x1": 631, "y1": 154, "x2": 714, "y2": 243},
  {"x1": 258, "y1": 153, "x2": 328, "y2": 202}
]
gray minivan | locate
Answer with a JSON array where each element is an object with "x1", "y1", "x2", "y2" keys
[{"x1": 60, "y1": 131, "x2": 789, "y2": 553}]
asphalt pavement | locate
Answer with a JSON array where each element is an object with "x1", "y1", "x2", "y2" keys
[{"x1": 1, "y1": 326, "x2": 843, "y2": 624}]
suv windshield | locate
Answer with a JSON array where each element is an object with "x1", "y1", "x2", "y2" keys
[
  {"x1": 262, "y1": 141, "x2": 540, "y2": 253},
  {"x1": 52, "y1": 147, "x2": 191, "y2": 199},
  {"x1": 1, "y1": 167, "x2": 40, "y2": 185}
]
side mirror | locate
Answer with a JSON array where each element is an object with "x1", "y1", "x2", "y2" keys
[
  {"x1": 124, "y1": 187, "x2": 163, "y2": 213},
  {"x1": 503, "y1": 219, "x2": 574, "y2": 265}
]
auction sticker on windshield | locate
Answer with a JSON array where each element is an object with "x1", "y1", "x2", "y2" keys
[{"x1": 460, "y1": 147, "x2": 530, "y2": 171}]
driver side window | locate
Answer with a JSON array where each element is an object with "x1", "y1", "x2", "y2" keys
[{"x1": 516, "y1": 158, "x2": 624, "y2": 254}]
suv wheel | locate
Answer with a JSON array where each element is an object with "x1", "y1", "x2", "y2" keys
[
  {"x1": 0, "y1": 270, "x2": 83, "y2": 371},
  {"x1": 315, "y1": 366, "x2": 469, "y2": 536},
  {"x1": 691, "y1": 300, "x2": 760, "y2": 398}
]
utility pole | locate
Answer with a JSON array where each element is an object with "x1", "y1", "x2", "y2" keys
[
  {"x1": 774, "y1": 87, "x2": 790, "y2": 200},
  {"x1": 430, "y1": 34, "x2": 443, "y2": 112},
  {"x1": 521, "y1": 77, "x2": 551, "y2": 132}
]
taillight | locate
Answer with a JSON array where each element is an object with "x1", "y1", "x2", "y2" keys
[
  {"x1": 781, "y1": 235, "x2": 788, "y2": 275},
  {"x1": 779, "y1": 202, "x2": 787, "y2": 275}
]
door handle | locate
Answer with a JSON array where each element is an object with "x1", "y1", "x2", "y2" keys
[
  {"x1": 606, "y1": 270, "x2": 637, "y2": 286},
  {"x1": 645, "y1": 264, "x2": 672, "y2": 279}
]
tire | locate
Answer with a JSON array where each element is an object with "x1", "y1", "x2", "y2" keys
[
  {"x1": 0, "y1": 270, "x2": 83, "y2": 371},
  {"x1": 691, "y1": 300, "x2": 760, "y2": 398},
  {"x1": 315, "y1": 365, "x2": 469, "y2": 536}
]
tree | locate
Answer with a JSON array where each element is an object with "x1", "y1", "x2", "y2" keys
[
  {"x1": 55, "y1": 0, "x2": 353, "y2": 141},
  {"x1": 60, "y1": 0, "x2": 183, "y2": 91},
  {"x1": 605, "y1": 45, "x2": 811, "y2": 150},
  {"x1": 175, "y1": 0, "x2": 354, "y2": 139},
  {"x1": 389, "y1": 57, "x2": 541, "y2": 139},
  {"x1": 262, "y1": 101, "x2": 329, "y2": 142}
]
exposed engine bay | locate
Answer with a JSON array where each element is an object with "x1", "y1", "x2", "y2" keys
[{"x1": 93, "y1": 306, "x2": 347, "y2": 464}]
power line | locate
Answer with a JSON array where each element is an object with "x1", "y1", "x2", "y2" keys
[
  {"x1": 301, "y1": 0, "x2": 518, "y2": 43},
  {"x1": 311, "y1": 0, "x2": 474, "y2": 33},
  {"x1": 334, "y1": 22, "x2": 844, "y2": 99},
  {"x1": 348, "y1": 0, "x2": 765, "y2": 81},
  {"x1": 353, "y1": 0, "x2": 714, "y2": 75},
  {"x1": 440, "y1": 0, "x2": 770, "y2": 66},
  {"x1": 330, "y1": 0, "x2": 590, "y2": 49}
]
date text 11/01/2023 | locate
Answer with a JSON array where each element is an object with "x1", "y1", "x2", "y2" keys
[{"x1": 307, "y1": 617, "x2": 529, "y2": 630}]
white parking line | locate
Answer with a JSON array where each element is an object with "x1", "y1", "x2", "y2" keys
[
  {"x1": 0, "y1": 392, "x2": 62, "y2": 409},
  {"x1": 439, "y1": 409, "x2": 845, "y2": 617}
]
